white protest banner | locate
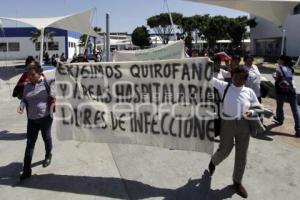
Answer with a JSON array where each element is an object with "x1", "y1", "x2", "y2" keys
[
  {"x1": 55, "y1": 57, "x2": 215, "y2": 154},
  {"x1": 112, "y1": 40, "x2": 187, "y2": 62}
]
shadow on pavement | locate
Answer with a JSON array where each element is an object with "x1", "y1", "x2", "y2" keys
[
  {"x1": 0, "y1": 162, "x2": 22, "y2": 179},
  {"x1": 0, "y1": 162, "x2": 236, "y2": 200},
  {"x1": 0, "y1": 66, "x2": 24, "y2": 81},
  {"x1": 252, "y1": 133, "x2": 273, "y2": 141},
  {"x1": 252, "y1": 123, "x2": 297, "y2": 141},
  {"x1": 264, "y1": 124, "x2": 296, "y2": 138},
  {"x1": 0, "y1": 130, "x2": 26, "y2": 141}
]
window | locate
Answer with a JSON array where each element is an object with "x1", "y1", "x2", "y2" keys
[
  {"x1": 35, "y1": 43, "x2": 40, "y2": 51},
  {"x1": 8, "y1": 42, "x2": 20, "y2": 51},
  {"x1": 36, "y1": 42, "x2": 47, "y2": 51},
  {"x1": 68, "y1": 42, "x2": 71, "y2": 47},
  {"x1": 0, "y1": 43, "x2": 7, "y2": 52},
  {"x1": 48, "y1": 42, "x2": 59, "y2": 50},
  {"x1": 268, "y1": 43, "x2": 273, "y2": 49}
]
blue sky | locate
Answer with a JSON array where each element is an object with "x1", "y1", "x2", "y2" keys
[{"x1": 0, "y1": 0, "x2": 247, "y2": 33}]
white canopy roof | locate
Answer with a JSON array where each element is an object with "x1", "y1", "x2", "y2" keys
[
  {"x1": 0, "y1": 9, "x2": 98, "y2": 37},
  {"x1": 186, "y1": 0, "x2": 300, "y2": 26}
]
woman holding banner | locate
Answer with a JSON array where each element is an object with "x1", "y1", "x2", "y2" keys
[
  {"x1": 208, "y1": 65, "x2": 260, "y2": 199},
  {"x1": 17, "y1": 62, "x2": 55, "y2": 180}
]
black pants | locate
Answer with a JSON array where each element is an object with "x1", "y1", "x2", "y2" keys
[{"x1": 24, "y1": 115, "x2": 53, "y2": 159}]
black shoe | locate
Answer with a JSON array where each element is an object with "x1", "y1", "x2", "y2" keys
[
  {"x1": 272, "y1": 117, "x2": 283, "y2": 125},
  {"x1": 234, "y1": 182, "x2": 248, "y2": 199},
  {"x1": 20, "y1": 169, "x2": 32, "y2": 181},
  {"x1": 208, "y1": 160, "x2": 215, "y2": 176},
  {"x1": 43, "y1": 154, "x2": 52, "y2": 168}
]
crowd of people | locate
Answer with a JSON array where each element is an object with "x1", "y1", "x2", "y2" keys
[
  {"x1": 12, "y1": 50, "x2": 299, "y2": 198},
  {"x1": 40, "y1": 52, "x2": 65, "y2": 66}
]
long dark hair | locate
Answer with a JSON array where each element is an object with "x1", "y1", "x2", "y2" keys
[
  {"x1": 27, "y1": 61, "x2": 43, "y2": 74},
  {"x1": 279, "y1": 55, "x2": 294, "y2": 74},
  {"x1": 25, "y1": 56, "x2": 35, "y2": 66}
]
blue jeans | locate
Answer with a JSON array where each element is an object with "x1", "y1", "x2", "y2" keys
[
  {"x1": 24, "y1": 115, "x2": 53, "y2": 159},
  {"x1": 276, "y1": 91, "x2": 300, "y2": 133}
]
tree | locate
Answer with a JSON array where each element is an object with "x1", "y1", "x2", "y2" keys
[
  {"x1": 131, "y1": 26, "x2": 151, "y2": 48},
  {"x1": 147, "y1": 12, "x2": 183, "y2": 44},
  {"x1": 227, "y1": 16, "x2": 248, "y2": 48},
  {"x1": 79, "y1": 26, "x2": 102, "y2": 54},
  {"x1": 180, "y1": 15, "x2": 209, "y2": 47},
  {"x1": 247, "y1": 17, "x2": 258, "y2": 28},
  {"x1": 93, "y1": 26, "x2": 102, "y2": 34},
  {"x1": 79, "y1": 34, "x2": 90, "y2": 47},
  {"x1": 79, "y1": 26, "x2": 102, "y2": 47},
  {"x1": 193, "y1": 14, "x2": 209, "y2": 43},
  {"x1": 30, "y1": 28, "x2": 55, "y2": 44},
  {"x1": 184, "y1": 33, "x2": 193, "y2": 53},
  {"x1": 181, "y1": 16, "x2": 196, "y2": 34},
  {"x1": 202, "y1": 15, "x2": 229, "y2": 48},
  {"x1": 180, "y1": 17, "x2": 196, "y2": 51}
]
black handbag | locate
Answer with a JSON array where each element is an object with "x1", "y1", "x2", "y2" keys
[
  {"x1": 44, "y1": 79, "x2": 56, "y2": 112},
  {"x1": 275, "y1": 66, "x2": 293, "y2": 95},
  {"x1": 214, "y1": 83, "x2": 231, "y2": 137},
  {"x1": 12, "y1": 84, "x2": 24, "y2": 100}
]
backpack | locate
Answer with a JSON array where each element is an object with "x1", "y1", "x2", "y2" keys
[{"x1": 214, "y1": 83, "x2": 231, "y2": 137}]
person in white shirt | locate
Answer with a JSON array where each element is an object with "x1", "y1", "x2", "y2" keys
[
  {"x1": 273, "y1": 55, "x2": 300, "y2": 137},
  {"x1": 244, "y1": 55, "x2": 262, "y2": 102},
  {"x1": 208, "y1": 65, "x2": 260, "y2": 198}
]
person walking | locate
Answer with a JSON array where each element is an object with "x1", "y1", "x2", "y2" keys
[
  {"x1": 244, "y1": 55, "x2": 262, "y2": 102},
  {"x1": 17, "y1": 62, "x2": 55, "y2": 180},
  {"x1": 273, "y1": 55, "x2": 300, "y2": 137},
  {"x1": 209, "y1": 65, "x2": 260, "y2": 198}
]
